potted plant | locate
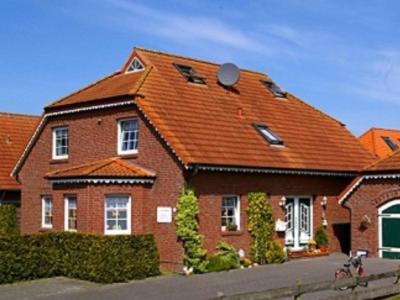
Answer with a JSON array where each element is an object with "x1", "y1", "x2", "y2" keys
[
  {"x1": 308, "y1": 240, "x2": 317, "y2": 252},
  {"x1": 226, "y1": 222, "x2": 238, "y2": 231},
  {"x1": 315, "y1": 226, "x2": 329, "y2": 252}
]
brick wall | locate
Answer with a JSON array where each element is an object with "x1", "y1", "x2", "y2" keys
[
  {"x1": 18, "y1": 100, "x2": 356, "y2": 271},
  {"x1": 192, "y1": 172, "x2": 352, "y2": 256},
  {"x1": 19, "y1": 103, "x2": 185, "y2": 269},
  {"x1": 345, "y1": 178, "x2": 400, "y2": 257}
]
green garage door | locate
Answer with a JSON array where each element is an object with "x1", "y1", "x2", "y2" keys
[{"x1": 380, "y1": 202, "x2": 400, "y2": 259}]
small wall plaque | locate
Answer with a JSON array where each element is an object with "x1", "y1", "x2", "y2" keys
[{"x1": 157, "y1": 207, "x2": 172, "y2": 223}]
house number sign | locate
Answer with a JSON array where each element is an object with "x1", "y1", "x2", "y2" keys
[{"x1": 157, "y1": 207, "x2": 172, "y2": 223}]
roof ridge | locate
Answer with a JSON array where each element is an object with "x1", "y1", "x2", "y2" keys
[
  {"x1": 45, "y1": 71, "x2": 121, "y2": 108},
  {"x1": 84, "y1": 157, "x2": 118, "y2": 175},
  {"x1": 128, "y1": 65, "x2": 153, "y2": 95},
  {"x1": 0, "y1": 112, "x2": 39, "y2": 118},
  {"x1": 46, "y1": 158, "x2": 115, "y2": 177},
  {"x1": 287, "y1": 92, "x2": 345, "y2": 126},
  {"x1": 135, "y1": 47, "x2": 267, "y2": 76},
  {"x1": 115, "y1": 158, "x2": 156, "y2": 177},
  {"x1": 364, "y1": 148, "x2": 400, "y2": 171},
  {"x1": 369, "y1": 127, "x2": 400, "y2": 133}
]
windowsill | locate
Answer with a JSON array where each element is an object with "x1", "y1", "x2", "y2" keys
[
  {"x1": 39, "y1": 227, "x2": 53, "y2": 232},
  {"x1": 221, "y1": 230, "x2": 243, "y2": 236},
  {"x1": 118, "y1": 153, "x2": 139, "y2": 159},
  {"x1": 50, "y1": 159, "x2": 69, "y2": 164}
]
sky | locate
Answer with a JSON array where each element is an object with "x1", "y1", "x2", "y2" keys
[{"x1": 0, "y1": 0, "x2": 399, "y2": 136}]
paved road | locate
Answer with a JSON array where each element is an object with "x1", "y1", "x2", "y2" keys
[{"x1": 1, "y1": 253, "x2": 399, "y2": 300}]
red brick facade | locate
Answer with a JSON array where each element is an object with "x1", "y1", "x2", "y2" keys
[
  {"x1": 343, "y1": 178, "x2": 400, "y2": 257},
  {"x1": 17, "y1": 102, "x2": 358, "y2": 270}
]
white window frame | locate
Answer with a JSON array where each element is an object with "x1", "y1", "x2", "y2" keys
[
  {"x1": 378, "y1": 199, "x2": 400, "y2": 258},
  {"x1": 126, "y1": 57, "x2": 145, "y2": 73},
  {"x1": 221, "y1": 195, "x2": 240, "y2": 231},
  {"x1": 52, "y1": 127, "x2": 69, "y2": 160},
  {"x1": 64, "y1": 195, "x2": 77, "y2": 232},
  {"x1": 104, "y1": 195, "x2": 132, "y2": 235},
  {"x1": 41, "y1": 196, "x2": 53, "y2": 229},
  {"x1": 117, "y1": 119, "x2": 138, "y2": 155}
]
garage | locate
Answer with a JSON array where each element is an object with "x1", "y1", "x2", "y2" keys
[{"x1": 379, "y1": 200, "x2": 400, "y2": 259}]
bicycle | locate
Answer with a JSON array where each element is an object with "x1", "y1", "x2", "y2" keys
[{"x1": 334, "y1": 256, "x2": 368, "y2": 290}]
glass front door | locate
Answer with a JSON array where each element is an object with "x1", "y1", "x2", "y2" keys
[{"x1": 285, "y1": 197, "x2": 312, "y2": 249}]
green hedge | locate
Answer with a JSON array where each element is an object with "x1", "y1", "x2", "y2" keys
[
  {"x1": 0, "y1": 205, "x2": 19, "y2": 237},
  {"x1": 0, "y1": 232, "x2": 160, "y2": 284}
]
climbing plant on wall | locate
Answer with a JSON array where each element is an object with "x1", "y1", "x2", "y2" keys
[
  {"x1": 247, "y1": 192, "x2": 274, "y2": 264},
  {"x1": 175, "y1": 187, "x2": 208, "y2": 273}
]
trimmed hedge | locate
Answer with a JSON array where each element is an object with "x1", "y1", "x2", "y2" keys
[
  {"x1": 0, "y1": 205, "x2": 19, "y2": 237},
  {"x1": 0, "y1": 232, "x2": 160, "y2": 284}
]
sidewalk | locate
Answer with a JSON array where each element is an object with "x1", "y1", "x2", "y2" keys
[{"x1": 0, "y1": 253, "x2": 398, "y2": 300}]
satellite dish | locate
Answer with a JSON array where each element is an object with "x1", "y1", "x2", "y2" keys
[{"x1": 217, "y1": 63, "x2": 240, "y2": 87}]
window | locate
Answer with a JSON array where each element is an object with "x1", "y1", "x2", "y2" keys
[
  {"x1": 382, "y1": 136, "x2": 399, "y2": 151},
  {"x1": 261, "y1": 79, "x2": 287, "y2": 98},
  {"x1": 105, "y1": 195, "x2": 131, "y2": 235},
  {"x1": 254, "y1": 124, "x2": 284, "y2": 145},
  {"x1": 52, "y1": 127, "x2": 68, "y2": 159},
  {"x1": 118, "y1": 119, "x2": 138, "y2": 155},
  {"x1": 174, "y1": 63, "x2": 206, "y2": 85},
  {"x1": 42, "y1": 196, "x2": 53, "y2": 228},
  {"x1": 126, "y1": 57, "x2": 144, "y2": 73},
  {"x1": 221, "y1": 195, "x2": 240, "y2": 231},
  {"x1": 64, "y1": 195, "x2": 77, "y2": 231}
]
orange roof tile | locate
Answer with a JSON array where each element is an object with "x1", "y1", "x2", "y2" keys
[
  {"x1": 46, "y1": 68, "x2": 150, "y2": 110},
  {"x1": 27, "y1": 47, "x2": 375, "y2": 174},
  {"x1": 0, "y1": 112, "x2": 40, "y2": 189},
  {"x1": 364, "y1": 149, "x2": 400, "y2": 172},
  {"x1": 45, "y1": 157, "x2": 155, "y2": 179},
  {"x1": 359, "y1": 128, "x2": 400, "y2": 159}
]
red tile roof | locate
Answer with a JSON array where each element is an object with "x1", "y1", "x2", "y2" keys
[
  {"x1": 45, "y1": 157, "x2": 155, "y2": 179},
  {"x1": 24, "y1": 47, "x2": 375, "y2": 174},
  {"x1": 359, "y1": 128, "x2": 400, "y2": 159},
  {"x1": 0, "y1": 112, "x2": 40, "y2": 189},
  {"x1": 364, "y1": 149, "x2": 400, "y2": 172},
  {"x1": 46, "y1": 69, "x2": 150, "y2": 110}
]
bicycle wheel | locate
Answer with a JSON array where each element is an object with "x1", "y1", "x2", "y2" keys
[{"x1": 335, "y1": 270, "x2": 351, "y2": 291}]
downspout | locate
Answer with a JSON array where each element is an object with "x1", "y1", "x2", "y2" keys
[
  {"x1": 341, "y1": 199, "x2": 353, "y2": 256},
  {"x1": 0, "y1": 191, "x2": 6, "y2": 204}
]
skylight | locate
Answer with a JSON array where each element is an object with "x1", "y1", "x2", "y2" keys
[
  {"x1": 261, "y1": 79, "x2": 287, "y2": 98},
  {"x1": 126, "y1": 57, "x2": 144, "y2": 73},
  {"x1": 382, "y1": 136, "x2": 399, "y2": 151},
  {"x1": 254, "y1": 124, "x2": 284, "y2": 145},
  {"x1": 174, "y1": 63, "x2": 206, "y2": 85}
]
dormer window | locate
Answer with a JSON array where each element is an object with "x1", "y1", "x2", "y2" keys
[
  {"x1": 174, "y1": 63, "x2": 206, "y2": 85},
  {"x1": 254, "y1": 124, "x2": 284, "y2": 145},
  {"x1": 382, "y1": 136, "x2": 399, "y2": 151},
  {"x1": 261, "y1": 79, "x2": 287, "y2": 98},
  {"x1": 126, "y1": 57, "x2": 144, "y2": 73}
]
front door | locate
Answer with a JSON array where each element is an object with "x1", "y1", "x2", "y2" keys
[
  {"x1": 285, "y1": 197, "x2": 312, "y2": 249},
  {"x1": 379, "y1": 200, "x2": 400, "y2": 259}
]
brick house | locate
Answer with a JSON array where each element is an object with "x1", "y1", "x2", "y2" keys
[
  {"x1": 12, "y1": 48, "x2": 373, "y2": 269},
  {"x1": 0, "y1": 112, "x2": 39, "y2": 210},
  {"x1": 339, "y1": 148, "x2": 400, "y2": 259},
  {"x1": 359, "y1": 127, "x2": 400, "y2": 159}
]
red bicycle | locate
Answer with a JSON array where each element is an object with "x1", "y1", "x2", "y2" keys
[{"x1": 334, "y1": 256, "x2": 368, "y2": 290}]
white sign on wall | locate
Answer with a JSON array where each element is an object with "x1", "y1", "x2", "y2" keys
[{"x1": 157, "y1": 207, "x2": 172, "y2": 223}]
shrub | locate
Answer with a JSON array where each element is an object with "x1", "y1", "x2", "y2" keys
[
  {"x1": 0, "y1": 232, "x2": 160, "y2": 284},
  {"x1": 0, "y1": 205, "x2": 19, "y2": 237},
  {"x1": 315, "y1": 226, "x2": 329, "y2": 247},
  {"x1": 207, "y1": 241, "x2": 240, "y2": 272},
  {"x1": 175, "y1": 187, "x2": 208, "y2": 274},
  {"x1": 265, "y1": 240, "x2": 286, "y2": 264},
  {"x1": 247, "y1": 192, "x2": 274, "y2": 264}
]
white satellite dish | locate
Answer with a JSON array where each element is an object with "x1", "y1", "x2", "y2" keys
[{"x1": 217, "y1": 63, "x2": 240, "y2": 87}]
